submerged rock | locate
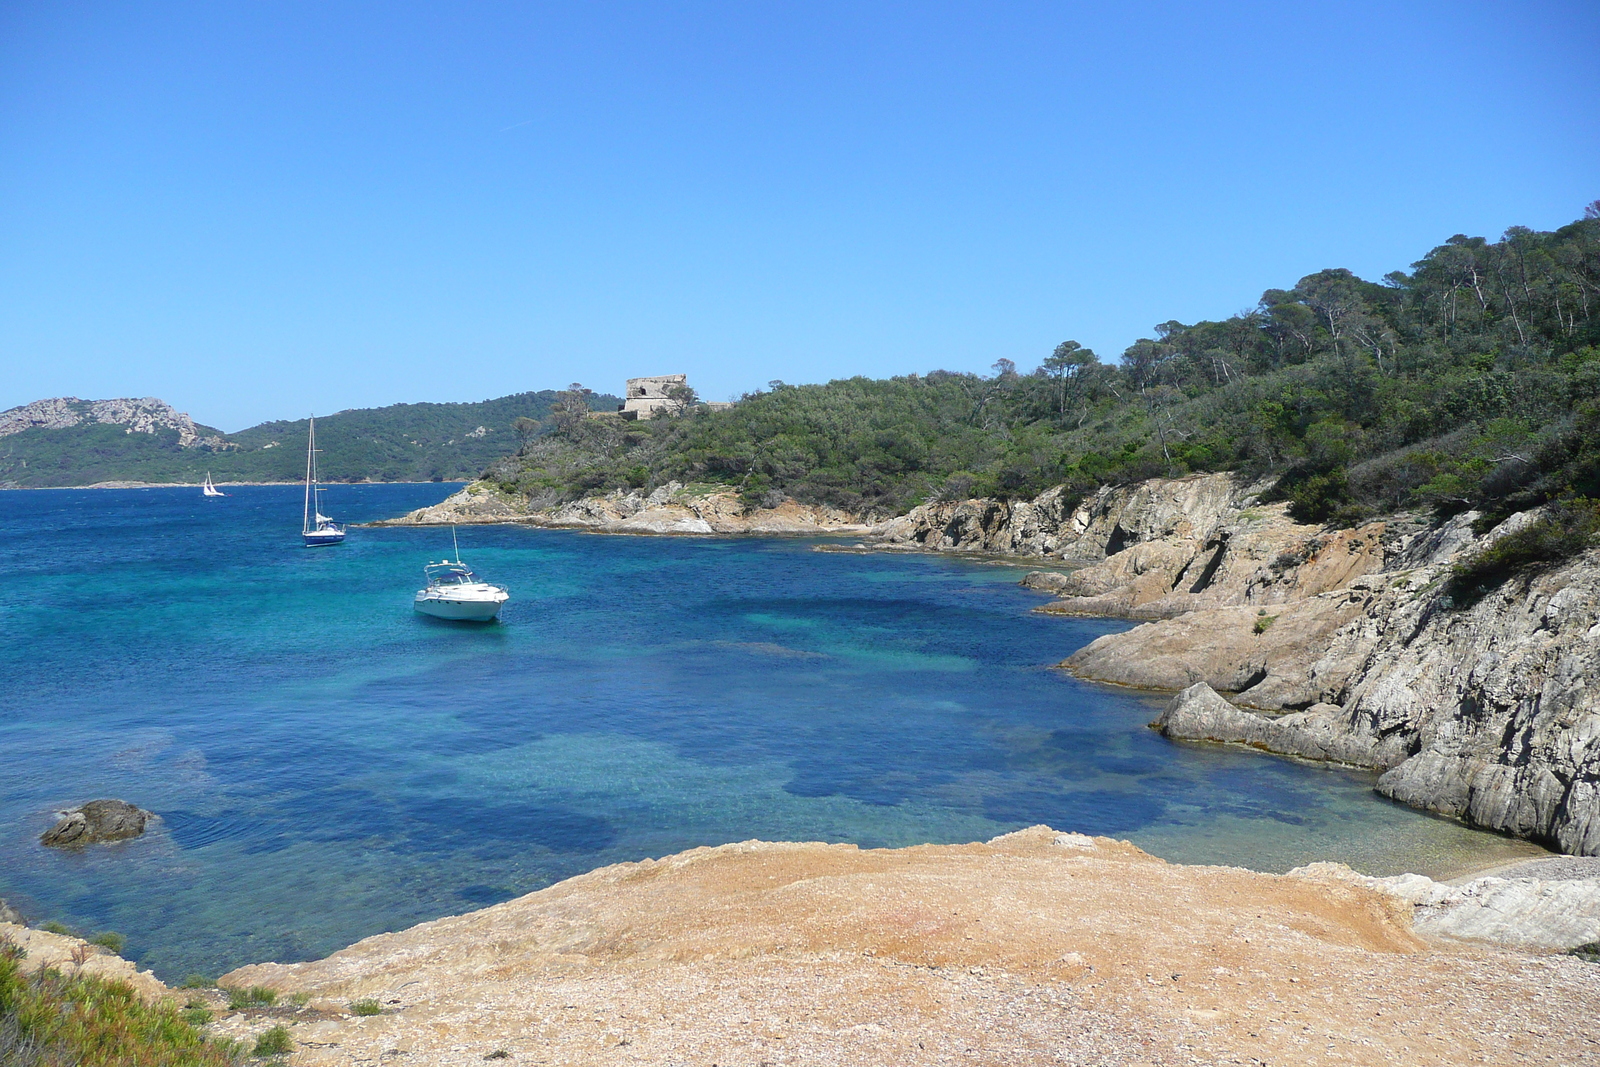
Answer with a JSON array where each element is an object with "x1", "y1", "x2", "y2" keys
[{"x1": 40, "y1": 799, "x2": 152, "y2": 847}]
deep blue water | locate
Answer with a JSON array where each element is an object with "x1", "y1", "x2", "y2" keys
[{"x1": 0, "y1": 484, "x2": 1539, "y2": 979}]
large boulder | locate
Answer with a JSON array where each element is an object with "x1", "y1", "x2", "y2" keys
[{"x1": 40, "y1": 799, "x2": 152, "y2": 848}]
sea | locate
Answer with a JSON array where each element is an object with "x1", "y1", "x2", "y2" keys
[{"x1": 0, "y1": 484, "x2": 1544, "y2": 980}]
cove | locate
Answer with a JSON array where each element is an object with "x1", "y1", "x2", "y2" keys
[{"x1": 0, "y1": 485, "x2": 1542, "y2": 980}]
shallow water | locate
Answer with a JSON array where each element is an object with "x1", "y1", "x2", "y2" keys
[{"x1": 0, "y1": 485, "x2": 1542, "y2": 979}]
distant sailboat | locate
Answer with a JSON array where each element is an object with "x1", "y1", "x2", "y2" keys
[
  {"x1": 201, "y1": 472, "x2": 227, "y2": 497},
  {"x1": 301, "y1": 416, "x2": 346, "y2": 547}
]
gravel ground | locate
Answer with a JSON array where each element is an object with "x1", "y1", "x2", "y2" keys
[
  {"x1": 212, "y1": 829, "x2": 1600, "y2": 1067},
  {"x1": 1492, "y1": 856, "x2": 1600, "y2": 882}
]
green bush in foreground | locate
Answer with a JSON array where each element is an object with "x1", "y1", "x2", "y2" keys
[
  {"x1": 0, "y1": 939, "x2": 236, "y2": 1066},
  {"x1": 349, "y1": 997, "x2": 382, "y2": 1016},
  {"x1": 225, "y1": 986, "x2": 277, "y2": 1011},
  {"x1": 252, "y1": 1025, "x2": 292, "y2": 1057},
  {"x1": 89, "y1": 932, "x2": 125, "y2": 955},
  {"x1": 1569, "y1": 941, "x2": 1600, "y2": 963}
]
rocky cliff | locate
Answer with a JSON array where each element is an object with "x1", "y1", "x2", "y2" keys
[
  {"x1": 888, "y1": 473, "x2": 1600, "y2": 857},
  {"x1": 1068, "y1": 503, "x2": 1600, "y2": 856},
  {"x1": 372, "y1": 480, "x2": 870, "y2": 536},
  {"x1": 0, "y1": 396, "x2": 228, "y2": 449}
]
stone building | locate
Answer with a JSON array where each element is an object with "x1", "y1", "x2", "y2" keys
[
  {"x1": 614, "y1": 375, "x2": 733, "y2": 420},
  {"x1": 618, "y1": 374, "x2": 688, "y2": 420}
]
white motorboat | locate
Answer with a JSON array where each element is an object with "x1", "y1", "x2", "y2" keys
[
  {"x1": 414, "y1": 528, "x2": 508, "y2": 621},
  {"x1": 301, "y1": 416, "x2": 345, "y2": 547},
  {"x1": 202, "y1": 472, "x2": 227, "y2": 497}
]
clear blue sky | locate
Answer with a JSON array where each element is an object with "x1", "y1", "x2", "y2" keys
[{"x1": 2, "y1": 1, "x2": 1596, "y2": 431}]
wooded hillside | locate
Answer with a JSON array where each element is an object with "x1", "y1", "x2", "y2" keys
[
  {"x1": 0, "y1": 390, "x2": 619, "y2": 487},
  {"x1": 490, "y1": 208, "x2": 1600, "y2": 536}
]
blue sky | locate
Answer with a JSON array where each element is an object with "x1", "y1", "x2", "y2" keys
[{"x1": 1, "y1": 2, "x2": 1596, "y2": 431}]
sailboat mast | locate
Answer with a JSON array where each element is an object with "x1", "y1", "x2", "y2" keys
[
  {"x1": 304, "y1": 417, "x2": 315, "y2": 533},
  {"x1": 452, "y1": 525, "x2": 461, "y2": 563}
]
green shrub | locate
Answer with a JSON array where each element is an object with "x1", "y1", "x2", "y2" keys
[
  {"x1": 90, "y1": 931, "x2": 125, "y2": 954},
  {"x1": 252, "y1": 1024, "x2": 293, "y2": 1056},
  {"x1": 349, "y1": 997, "x2": 382, "y2": 1016},
  {"x1": 1253, "y1": 614, "x2": 1278, "y2": 635},
  {"x1": 1569, "y1": 941, "x2": 1600, "y2": 963},
  {"x1": 1447, "y1": 497, "x2": 1600, "y2": 605},
  {"x1": 181, "y1": 1005, "x2": 213, "y2": 1027},
  {"x1": 182, "y1": 974, "x2": 214, "y2": 989},
  {"x1": 39, "y1": 921, "x2": 72, "y2": 936},
  {"x1": 288, "y1": 990, "x2": 311, "y2": 1006},
  {"x1": 226, "y1": 985, "x2": 278, "y2": 1010},
  {"x1": 0, "y1": 938, "x2": 236, "y2": 1065}
]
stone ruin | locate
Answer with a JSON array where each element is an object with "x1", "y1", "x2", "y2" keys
[{"x1": 614, "y1": 375, "x2": 732, "y2": 420}]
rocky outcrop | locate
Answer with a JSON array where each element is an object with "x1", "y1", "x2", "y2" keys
[
  {"x1": 1292, "y1": 861, "x2": 1600, "y2": 952},
  {"x1": 881, "y1": 473, "x2": 1600, "y2": 857},
  {"x1": 1152, "y1": 682, "x2": 1393, "y2": 766},
  {"x1": 1053, "y1": 496, "x2": 1600, "y2": 855},
  {"x1": 0, "y1": 397, "x2": 228, "y2": 449},
  {"x1": 869, "y1": 473, "x2": 1271, "y2": 563},
  {"x1": 873, "y1": 473, "x2": 1392, "y2": 620},
  {"x1": 0, "y1": 898, "x2": 21, "y2": 925},
  {"x1": 213, "y1": 828, "x2": 1600, "y2": 1067},
  {"x1": 374, "y1": 481, "x2": 870, "y2": 536},
  {"x1": 40, "y1": 799, "x2": 152, "y2": 847}
]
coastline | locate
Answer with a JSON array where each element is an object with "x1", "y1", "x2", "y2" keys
[
  {"x1": 1, "y1": 480, "x2": 468, "y2": 490},
  {"x1": 379, "y1": 474, "x2": 1600, "y2": 862}
]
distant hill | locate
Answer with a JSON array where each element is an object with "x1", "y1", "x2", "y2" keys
[{"x1": 0, "y1": 390, "x2": 620, "y2": 487}]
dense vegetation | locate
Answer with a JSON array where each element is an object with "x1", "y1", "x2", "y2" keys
[
  {"x1": 0, "y1": 391, "x2": 618, "y2": 487},
  {"x1": 0, "y1": 940, "x2": 236, "y2": 1066},
  {"x1": 492, "y1": 208, "x2": 1600, "y2": 548}
]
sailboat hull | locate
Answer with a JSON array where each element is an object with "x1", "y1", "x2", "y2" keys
[{"x1": 303, "y1": 529, "x2": 346, "y2": 547}]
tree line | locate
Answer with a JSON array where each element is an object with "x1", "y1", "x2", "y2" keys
[{"x1": 489, "y1": 206, "x2": 1600, "y2": 539}]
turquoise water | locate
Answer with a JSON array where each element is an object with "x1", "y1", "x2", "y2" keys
[{"x1": 0, "y1": 485, "x2": 1539, "y2": 979}]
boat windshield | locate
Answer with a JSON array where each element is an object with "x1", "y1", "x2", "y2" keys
[{"x1": 424, "y1": 562, "x2": 476, "y2": 584}]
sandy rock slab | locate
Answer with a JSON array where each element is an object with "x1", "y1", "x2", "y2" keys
[
  {"x1": 0, "y1": 922, "x2": 170, "y2": 1001},
  {"x1": 220, "y1": 829, "x2": 1600, "y2": 1066}
]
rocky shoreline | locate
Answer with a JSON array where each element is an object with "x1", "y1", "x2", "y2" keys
[
  {"x1": 387, "y1": 473, "x2": 1600, "y2": 860},
  {"x1": 881, "y1": 474, "x2": 1600, "y2": 857},
  {"x1": 369, "y1": 480, "x2": 871, "y2": 536}
]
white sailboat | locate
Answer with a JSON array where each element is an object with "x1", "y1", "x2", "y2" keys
[
  {"x1": 201, "y1": 472, "x2": 227, "y2": 497},
  {"x1": 414, "y1": 527, "x2": 508, "y2": 621},
  {"x1": 302, "y1": 416, "x2": 346, "y2": 547}
]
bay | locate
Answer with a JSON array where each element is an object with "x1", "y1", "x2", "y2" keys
[{"x1": 0, "y1": 484, "x2": 1540, "y2": 979}]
